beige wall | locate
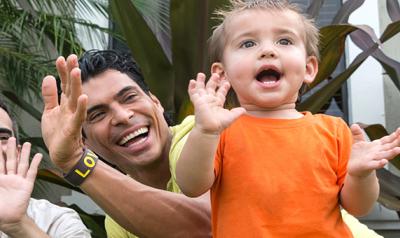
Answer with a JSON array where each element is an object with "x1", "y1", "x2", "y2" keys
[{"x1": 378, "y1": 0, "x2": 400, "y2": 134}]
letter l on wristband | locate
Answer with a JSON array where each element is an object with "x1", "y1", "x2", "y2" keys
[{"x1": 64, "y1": 148, "x2": 98, "y2": 186}]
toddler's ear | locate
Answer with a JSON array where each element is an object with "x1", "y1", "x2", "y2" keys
[
  {"x1": 304, "y1": 56, "x2": 318, "y2": 84},
  {"x1": 211, "y1": 62, "x2": 226, "y2": 80}
]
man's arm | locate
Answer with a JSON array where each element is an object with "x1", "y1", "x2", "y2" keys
[
  {"x1": 0, "y1": 138, "x2": 47, "y2": 238},
  {"x1": 340, "y1": 124, "x2": 400, "y2": 216},
  {"x1": 41, "y1": 55, "x2": 211, "y2": 237},
  {"x1": 176, "y1": 73, "x2": 245, "y2": 197},
  {"x1": 82, "y1": 161, "x2": 211, "y2": 237}
]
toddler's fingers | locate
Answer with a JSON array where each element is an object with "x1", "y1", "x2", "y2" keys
[
  {"x1": 195, "y1": 73, "x2": 206, "y2": 96},
  {"x1": 378, "y1": 128, "x2": 400, "y2": 145},
  {"x1": 216, "y1": 80, "x2": 230, "y2": 106},
  {"x1": 367, "y1": 159, "x2": 388, "y2": 170},
  {"x1": 350, "y1": 124, "x2": 364, "y2": 144},
  {"x1": 205, "y1": 73, "x2": 220, "y2": 95},
  {"x1": 377, "y1": 148, "x2": 400, "y2": 161}
]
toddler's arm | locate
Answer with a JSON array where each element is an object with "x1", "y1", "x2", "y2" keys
[
  {"x1": 176, "y1": 73, "x2": 245, "y2": 197},
  {"x1": 340, "y1": 124, "x2": 400, "y2": 216}
]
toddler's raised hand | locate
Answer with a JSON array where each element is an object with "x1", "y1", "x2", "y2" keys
[
  {"x1": 348, "y1": 124, "x2": 400, "y2": 178},
  {"x1": 188, "y1": 73, "x2": 245, "y2": 135}
]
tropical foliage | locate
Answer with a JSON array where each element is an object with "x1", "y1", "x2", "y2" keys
[{"x1": 0, "y1": 0, "x2": 108, "y2": 236}]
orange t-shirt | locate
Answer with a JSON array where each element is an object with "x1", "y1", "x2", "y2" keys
[{"x1": 212, "y1": 112, "x2": 353, "y2": 238}]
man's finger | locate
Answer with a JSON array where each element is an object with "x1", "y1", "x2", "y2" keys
[
  {"x1": 56, "y1": 56, "x2": 68, "y2": 93},
  {"x1": 65, "y1": 54, "x2": 79, "y2": 98},
  {"x1": 71, "y1": 94, "x2": 88, "y2": 133},
  {"x1": 68, "y1": 68, "x2": 83, "y2": 112},
  {"x1": 42, "y1": 76, "x2": 59, "y2": 111}
]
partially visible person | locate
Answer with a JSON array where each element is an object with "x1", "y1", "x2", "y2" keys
[
  {"x1": 176, "y1": 0, "x2": 399, "y2": 237},
  {"x1": 0, "y1": 99, "x2": 91, "y2": 238}
]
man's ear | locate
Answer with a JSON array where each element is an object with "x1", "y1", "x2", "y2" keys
[
  {"x1": 211, "y1": 62, "x2": 226, "y2": 80},
  {"x1": 304, "y1": 56, "x2": 318, "y2": 84},
  {"x1": 149, "y1": 92, "x2": 164, "y2": 113}
]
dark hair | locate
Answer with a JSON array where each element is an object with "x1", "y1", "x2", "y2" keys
[
  {"x1": 0, "y1": 97, "x2": 19, "y2": 143},
  {"x1": 78, "y1": 50, "x2": 174, "y2": 128},
  {"x1": 79, "y1": 50, "x2": 150, "y2": 94}
]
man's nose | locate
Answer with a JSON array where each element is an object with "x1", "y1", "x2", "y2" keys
[{"x1": 111, "y1": 105, "x2": 134, "y2": 126}]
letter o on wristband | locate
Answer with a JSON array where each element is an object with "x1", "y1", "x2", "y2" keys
[{"x1": 63, "y1": 148, "x2": 98, "y2": 186}]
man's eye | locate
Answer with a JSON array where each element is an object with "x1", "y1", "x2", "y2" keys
[
  {"x1": 123, "y1": 94, "x2": 136, "y2": 103},
  {"x1": 240, "y1": 40, "x2": 256, "y2": 48},
  {"x1": 88, "y1": 112, "x2": 105, "y2": 123},
  {"x1": 277, "y1": 38, "x2": 292, "y2": 45}
]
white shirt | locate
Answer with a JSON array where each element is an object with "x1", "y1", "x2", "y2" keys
[{"x1": 0, "y1": 198, "x2": 91, "y2": 238}]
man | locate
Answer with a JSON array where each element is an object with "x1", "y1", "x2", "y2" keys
[
  {"x1": 0, "y1": 99, "x2": 91, "y2": 238},
  {"x1": 41, "y1": 50, "x2": 211, "y2": 238},
  {"x1": 40, "y1": 50, "x2": 382, "y2": 238}
]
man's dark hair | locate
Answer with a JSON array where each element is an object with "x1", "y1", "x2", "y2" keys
[
  {"x1": 78, "y1": 49, "x2": 174, "y2": 126},
  {"x1": 0, "y1": 97, "x2": 19, "y2": 143},
  {"x1": 79, "y1": 50, "x2": 150, "y2": 94}
]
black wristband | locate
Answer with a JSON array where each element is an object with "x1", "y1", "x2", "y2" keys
[{"x1": 63, "y1": 148, "x2": 98, "y2": 187}]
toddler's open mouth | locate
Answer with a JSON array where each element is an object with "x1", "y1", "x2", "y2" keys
[{"x1": 256, "y1": 69, "x2": 281, "y2": 85}]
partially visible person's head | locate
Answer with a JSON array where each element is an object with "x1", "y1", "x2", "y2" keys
[
  {"x1": 0, "y1": 98, "x2": 18, "y2": 143},
  {"x1": 208, "y1": 0, "x2": 319, "y2": 112},
  {"x1": 78, "y1": 50, "x2": 172, "y2": 174},
  {"x1": 209, "y1": 0, "x2": 319, "y2": 63}
]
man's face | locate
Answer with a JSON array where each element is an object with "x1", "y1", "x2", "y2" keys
[
  {"x1": 0, "y1": 107, "x2": 14, "y2": 150},
  {"x1": 82, "y1": 70, "x2": 171, "y2": 173}
]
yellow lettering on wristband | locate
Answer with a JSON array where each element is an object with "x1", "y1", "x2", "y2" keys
[
  {"x1": 84, "y1": 156, "x2": 96, "y2": 168},
  {"x1": 75, "y1": 168, "x2": 91, "y2": 178}
]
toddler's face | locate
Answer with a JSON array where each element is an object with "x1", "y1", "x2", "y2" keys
[{"x1": 213, "y1": 9, "x2": 318, "y2": 114}]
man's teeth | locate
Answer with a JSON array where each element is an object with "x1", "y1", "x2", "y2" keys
[{"x1": 118, "y1": 127, "x2": 148, "y2": 145}]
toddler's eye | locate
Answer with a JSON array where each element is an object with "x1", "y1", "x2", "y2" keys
[
  {"x1": 240, "y1": 40, "x2": 256, "y2": 48},
  {"x1": 277, "y1": 38, "x2": 292, "y2": 45}
]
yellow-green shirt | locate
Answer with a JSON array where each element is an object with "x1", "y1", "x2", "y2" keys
[{"x1": 104, "y1": 116, "x2": 194, "y2": 238}]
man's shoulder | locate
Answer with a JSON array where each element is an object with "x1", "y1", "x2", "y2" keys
[
  {"x1": 171, "y1": 116, "x2": 195, "y2": 133},
  {"x1": 170, "y1": 115, "x2": 195, "y2": 148}
]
